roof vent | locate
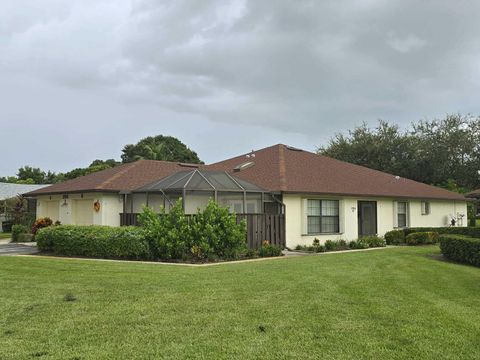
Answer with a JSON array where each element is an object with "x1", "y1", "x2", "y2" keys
[
  {"x1": 178, "y1": 163, "x2": 199, "y2": 168},
  {"x1": 285, "y1": 145, "x2": 303, "y2": 151},
  {"x1": 234, "y1": 161, "x2": 255, "y2": 172},
  {"x1": 394, "y1": 175, "x2": 401, "y2": 180}
]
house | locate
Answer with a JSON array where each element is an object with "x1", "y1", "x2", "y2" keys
[
  {"x1": 0, "y1": 182, "x2": 49, "y2": 231},
  {"x1": 25, "y1": 144, "x2": 467, "y2": 248}
]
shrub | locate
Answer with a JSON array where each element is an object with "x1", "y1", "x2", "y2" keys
[
  {"x1": 18, "y1": 234, "x2": 34, "y2": 242},
  {"x1": 404, "y1": 227, "x2": 480, "y2": 238},
  {"x1": 384, "y1": 230, "x2": 405, "y2": 245},
  {"x1": 11, "y1": 224, "x2": 29, "y2": 242},
  {"x1": 191, "y1": 200, "x2": 247, "y2": 260},
  {"x1": 138, "y1": 201, "x2": 193, "y2": 260},
  {"x1": 348, "y1": 240, "x2": 369, "y2": 249},
  {"x1": 360, "y1": 236, "x2": 386, "y2": 248},
  {"x1": 32, "y1": 217, "x2": 53, "y2": 236},
  {"x1": 405, "y1": 232, "x2": 439, "y2": 245},
  {"x1": 439, "y1": 235, "x2": 480, "y2": 267},
  {"x1": 337, "y1": 239, "x2": 349, "y2": 250},
  {"x1": 324, "y1": 240, "x2": 337, "y2": 251},
  {"x1": 138, "y1": 199, "x2": 247, "y2": 261},
  {"x1": 36, "y1": 225, "x2": 150, "y2": 260},
  {"x1": 258, "y1": 242, "x2": 283, "y2": 257}
]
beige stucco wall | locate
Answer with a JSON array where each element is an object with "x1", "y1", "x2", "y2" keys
[
  {"x1": 283, "y1": 194, "x2": 468, "y2": 248},
  {"x1": 36, "y1": 193, "x2": 123, "y2": 227}
]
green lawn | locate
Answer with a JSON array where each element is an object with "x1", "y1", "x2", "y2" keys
[
  {"x1": 0, "y1": 232, "x2": 11, "y2": 240},
  {"x1": 1, "y1": 247, "x2": 479, "y2": 359}
]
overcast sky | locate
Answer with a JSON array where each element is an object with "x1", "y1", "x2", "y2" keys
[{"x1": 1, "y1": 0, "x2": 479, "y2": 176}]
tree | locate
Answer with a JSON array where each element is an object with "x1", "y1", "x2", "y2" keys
[
  {"x1": 121, "y1": 135, "x2": 202, "y2": 164},
  {"x1": 319, "y1": 121, "x2": 419, "y2": 180},
  {"x1": 319, "y1": 114, "x2": 480, "y2": 192},
  {"x1": 17, "y1": 166, "x2": 47, "y2": 184}
]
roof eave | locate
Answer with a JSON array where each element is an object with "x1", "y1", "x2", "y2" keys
[
  {"x1": 279, "y1": 190, "x2": 466, "y2": 201},
  {"x1": 24, "y1": 189, "x2": 121, "y2": 197}
]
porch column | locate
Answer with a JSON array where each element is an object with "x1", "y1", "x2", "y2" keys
[{"x1": 243, "y1": 191, "x2": 247, "y2": 214}]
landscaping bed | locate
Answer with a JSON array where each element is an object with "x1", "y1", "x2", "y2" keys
[
  {"x1": 36, "y1": 200, "x2": 283, "y2": 263},
  {"x1": 292, "y1": 236, "x2": 385, "y2": 253}
]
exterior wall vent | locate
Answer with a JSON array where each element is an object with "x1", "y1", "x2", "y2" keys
[
  {"x1": 234, "y1": 161, "x2": 255, "y2": 172},
  {"x1": 285, "y1": 146, "x2": 302, "y2": 151}
]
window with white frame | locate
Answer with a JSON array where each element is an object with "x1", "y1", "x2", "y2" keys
[
  {"x1": 397, "y1": 201, "x2": 408, "y2": 227},
  {"x1": 421, "y1": 201, "x2": 430, "y2": 215},
  {"x1": 307, "y1": 199, "x2": 340, "y2": 234}
]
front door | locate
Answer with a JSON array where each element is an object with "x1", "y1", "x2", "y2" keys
[{"x1": 358, "y1": 201, "x2": 377, "y2": 237}]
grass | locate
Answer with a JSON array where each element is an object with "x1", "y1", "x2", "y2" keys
[
  {"x1": 0, "y1": 232, "x2": 11, "y2": 240},
  {"x1": 1, "y1": 247, "x2": 479, "y2": 359}
]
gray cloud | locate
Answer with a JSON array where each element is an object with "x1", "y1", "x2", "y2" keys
[{"x1": 1, "y1": 0, "x2": 479, "y2": 175}]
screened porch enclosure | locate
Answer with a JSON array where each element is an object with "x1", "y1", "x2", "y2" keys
[
  {"x1": 119, "y1": 170, "x2": 285, "y2": 249},
  {"x1": 123, "y1": 170, "x2": 280, "y2": 215}
]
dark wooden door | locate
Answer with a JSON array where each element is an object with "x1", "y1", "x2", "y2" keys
[{"x1": 358, "y1": 201, "x2": 377, "y2": 237}]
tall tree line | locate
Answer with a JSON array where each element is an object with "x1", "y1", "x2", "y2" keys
[
  {"x1": 1, "y1": 135, "x2": 202, "y2": 184},
  {"x1": 319, "y1": 114, "x2": 480, "y2": 192}
]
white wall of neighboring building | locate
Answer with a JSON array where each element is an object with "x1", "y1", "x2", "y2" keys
[
  {"x1": 283, "y1": 194, "x2": 468, "y2": 248},
  {"x1": 36, "y1": 193, "x2": 123, "y2": 227}
]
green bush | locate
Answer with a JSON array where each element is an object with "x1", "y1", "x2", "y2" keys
[
  {"x1": 258, "y1": 243, "x2": 283, "y2": 257},
  {"x1": 384, "y1": 230, "x2": 405, "y2": 245},
  {"x1": 190, "y1": 200, "x2": 247, "y2": 260},
  {"x1": 405, "y1": 232, "x2": 439, "y2": 245},
  {"x1": 138, "y1": 199, "x2": 247, "y2": 261},
  {"x1": 36, "y1": 225, "x2": 150, "y2": 260},
  {"x1": 348, "y1": 240, "x2": 369, "y2": 249},
  {"x1": 404, "y1": 227, "x2": 480, "y2": 238},
  {"x1": 11, "y1": 224, "x2": 29, "y2": 242},
  {"x1": 439, "y1": 235, "x2": 480, "y2": 267},
  {"x1": 359, "y1": 236, "x2": 386, "y2": 248},
  {"x1": 18, "y1": 234, "x2": 34, "y2": 242},
  {"x1": 324, "y1": 240, "x2": 337, "y2": 251},
  {"x1": 138, "y1": 201, "x2": 193, "y2": 260}
]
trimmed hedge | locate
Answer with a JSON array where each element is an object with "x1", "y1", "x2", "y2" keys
[
  {"x1": 439, "y1": 235, "x2": 480, "y2": 267},
  {"x1": 404, "y1": 227, "x2": 480, "y2": 238},
  {"x1": 385, "y1": 227, "x2": 480, "y2": 245},
  {"x1": 36, "y1": 225, "x2": 151, "y2": 260},
  {"x1": 405, "y1": 232, "x2": 439, "y2": 245},
  {"x1": 11, "y1": 224, "x2": 29, "y2": 242},
  {"x1": 384, "y1": 230, "x2": 405, "y2": 245}
]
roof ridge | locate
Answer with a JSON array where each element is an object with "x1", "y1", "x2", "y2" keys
[
  {"x1": 278, "y1": 144, "x2": 287, "y2": 191},
  {"x1": 95, "y1": 162, "x2": 138, "y2": 190}
]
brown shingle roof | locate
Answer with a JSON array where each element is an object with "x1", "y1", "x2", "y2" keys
[
  {"x1": 466, "y1": 189, "x2": 480, "y2": 198},
  {"x1": 208, "y1": 144, "x2": 465, "y2": 201},
  {"x1": 25, "y1": 160, "x2": 202, "y2": 196},
  {"x1": 27, "y1": 144, "x2": 465, "y2": 201}
]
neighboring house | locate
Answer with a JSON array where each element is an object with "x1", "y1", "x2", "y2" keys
[
  {"x1": 25, "y1": 144, "x2": 467, "y2": 248},
  {"x1": 0, "y1": 182, "x2": 49, "y2": 231}
]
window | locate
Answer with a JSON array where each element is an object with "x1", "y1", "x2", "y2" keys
[
  {"x1": 307, "y1": 199, "x2": 339, "y2": 234},
  {"x1": 421, "y1": 201, "x2": 430, "y2": 215},
  {"x1": 397, "y1": 201, "x2": 408, "y2": 228}
]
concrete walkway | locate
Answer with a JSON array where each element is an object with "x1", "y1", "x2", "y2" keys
[
  {"x1": 0, "y1": 241, "x2": 39, "y2": 256},
  {"x1": 16, "y1": 246, "x2": 392, "y2": 267}
]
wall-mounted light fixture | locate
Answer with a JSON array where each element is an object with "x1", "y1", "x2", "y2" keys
[{"x1": 351, "y1": 207, "x2": 356, "y2": 212}]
